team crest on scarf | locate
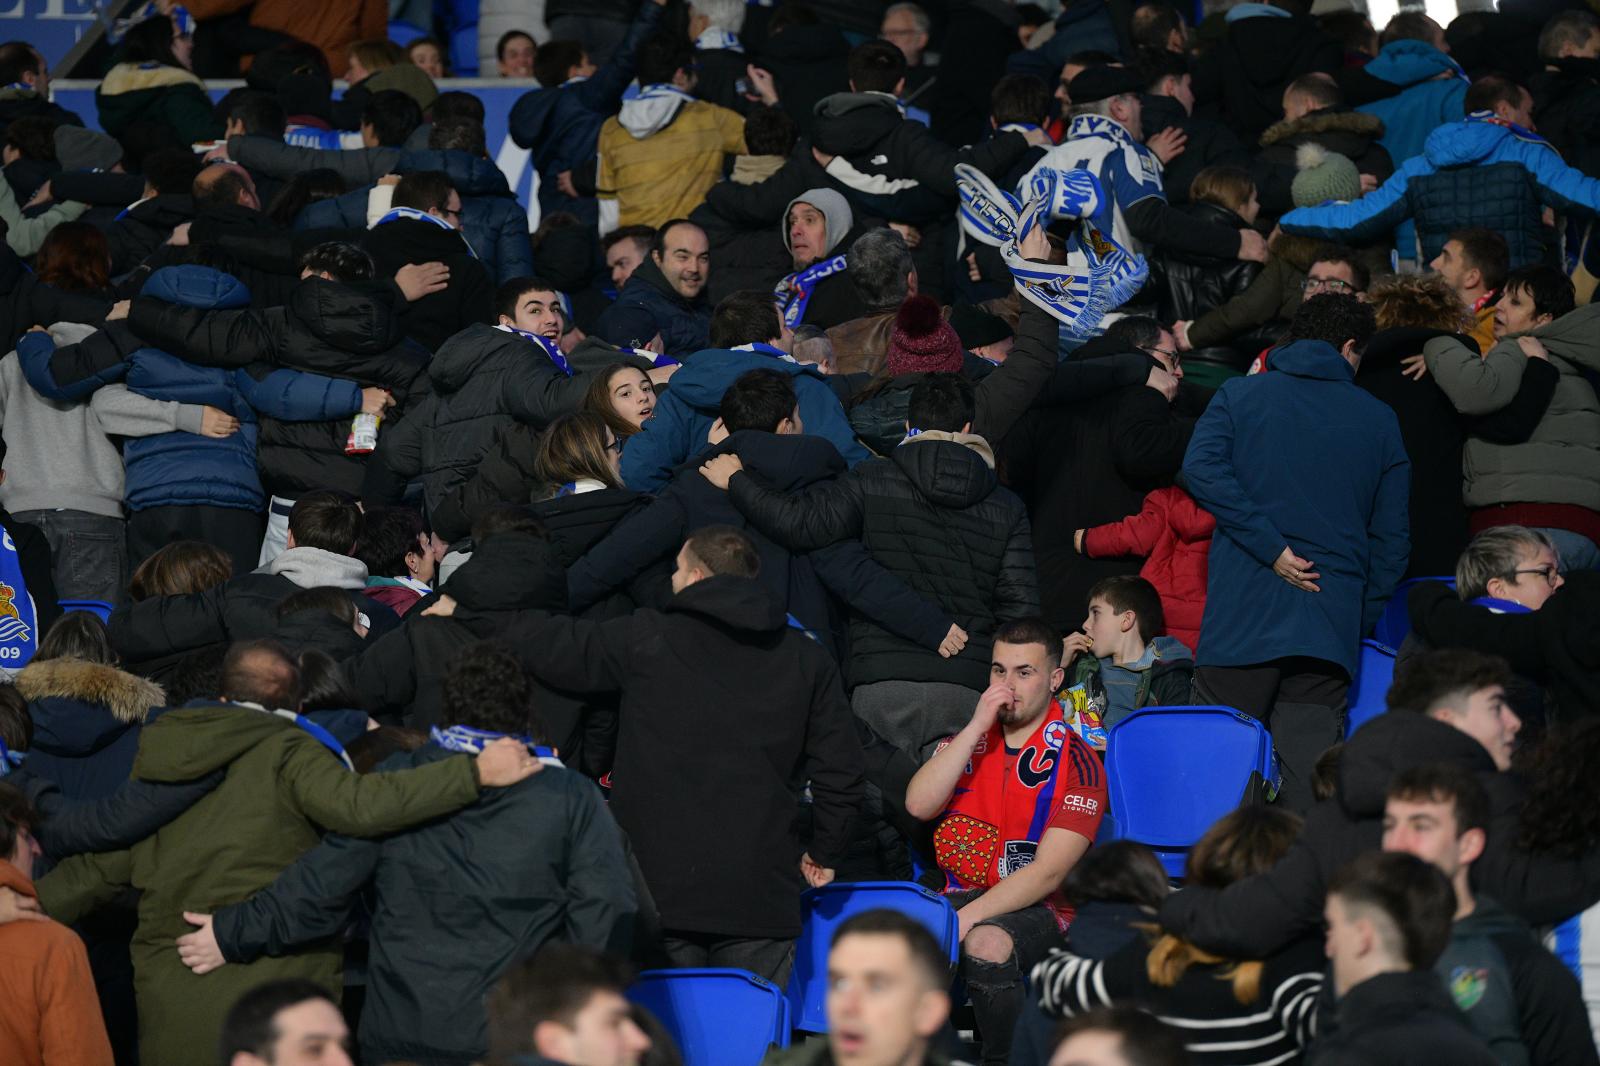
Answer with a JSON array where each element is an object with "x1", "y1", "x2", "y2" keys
[{"x1": 0, "y1": 583, "x2": 31, "y2": 645}]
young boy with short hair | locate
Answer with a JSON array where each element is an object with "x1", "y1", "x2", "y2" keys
[{"x1": 1061, "y1": 575, "x2": 1194, "y2": 745}]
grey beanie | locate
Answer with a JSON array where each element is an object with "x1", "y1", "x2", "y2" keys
[
  {"x1": 54, "y1": 126, "x2": 123, "y2": 173},
  {"x1": 783, "y1": 187, "x2": 853, "y2": 260},
  {"x1": 1291, "y1": 142, "x2": 1362, "y2": 208}
]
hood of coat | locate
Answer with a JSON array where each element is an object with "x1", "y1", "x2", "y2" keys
[
  {"x1": 428, "y1": 322, "x2": 533, "y2": 393},
  {"x1": 1338, "y1": 709, "x2": 1496, "y2": 819},
  {"x1": 663, "y1": 572, "x2": 787, "y2": 632},
  {"x1": 261, "y1": 546, "x2": 369, "y2": 589},
  {"x1": 1268, "y1": 338, "x2": 1356, "y2": 381},
  {"x1": 396, "y1": 147, "x2": 514, "y2": 198},
  {"x1": 1267, "y1": 230, "x2": 1326, "y2": 273},
  {"x1": 443, "y1": 531, "x2": 569, "y2": 612},
  {"x1": 715, "y1": 430, "x2": 847, "y2": 492},
  {"x1": 891, "y1": 433, "x2": 999, "y2": 507},
  {"x1": 142, "y1": 264, "x2": 252, "y2": 309},
  {"x1": 1260, "y1": 108, "x2": 1385, "y2": 149},
  {"x1": 783, "y1": 187, "x2": 853, "y2": 260},
  {"x1": 1423, "y1": 115, "x2": 1544, "y2": 168},
  {"x1": 100, "y1": 62, "x2": 204, "y2": 96},
  {"x1": 18, "y1": 658, "x2": 164, "y2": 725},
  {"x1": 618, "y1": 86, "x2": 693, "y2": 139},
  {"x1": 133, "y1": 702, "x2": 294, "y2": 781},
  {"x1": 286, "y1": 276, "x2": 406, "y2": 355},
  {"x1": 1364, "y1": 39, "x2": 1463, "y2": 90},
  {"x1": 812, "y1": 92, "x2": 903, "y2": 156},
  {"x1": 665, "y1": 349, "x2": 821, "y2": 411}
]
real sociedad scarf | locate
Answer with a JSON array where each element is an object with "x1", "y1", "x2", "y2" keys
[
  {"x1": 430, "y1": 724, "x2": 564, "y2": 765},
  {"x1": 270, "y1": 709, "x2": 354, "y2": 770},
  {"x1": 1465, "y1": 110, "x2": 1554, "y2": 148},
  {"x1": 372, "y1": 206, "x2": 480, "y2": 260},
  {"x1": 696, "y1": 28, "x2": 744, "y2": 52},
  {"x1": 775, "y1": 255, "x2": 847, "y2": 329},
  {"x1": 1469, "y1": 596, "x2": 1534, "y2": 614},
  {"x1": 0, "y1": 735, "x2": 24, "y2": 776},
  {"x1": 496, "y1": 323, "x2": 572, "y2": 375},
  {"x1": 733, "y1": 341, "x2": 796, "y2": 362}
]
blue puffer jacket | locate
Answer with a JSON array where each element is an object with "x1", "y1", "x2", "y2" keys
[
  {"x1": 296, "y1": 148, "x2": 533, "y2": 284},
  {"x1": 1356, "y1": 41, "x2": 1469, "y2": 166},
  {"x1": 120, "y1": 267, "x2": 365, "y2": 511},
  {"x1": 1279, "y1": 115, "x2": 1600, "y2": 266},
  {"x1": 619, "y1": 349, "x2": 871, "y2": 493}
]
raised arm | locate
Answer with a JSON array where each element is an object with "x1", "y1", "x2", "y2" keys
[{"x1": 973, "y1": 302, "x2": 1059, "y2": 443}]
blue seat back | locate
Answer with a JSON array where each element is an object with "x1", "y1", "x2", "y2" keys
[
  {"x1": 449, "y1": 24, "x2": 479, "y2": 75},
  {"x1": 1375, "y1": 576, "x2": 1455, "y2": 648},
  {"x1": 1347, "y1": 639, "x2": 1397, "y2": 738},
  {"x1": 1104, "y1": 706, "x2": 1275, "y2": 876},
  {"x1": 58, "y1": 599, "x2": 112, "y2": 623},
  {"x1": 786, "y1": 881, "x2": 958, "y2": 1033},
  {"x1": 388, "y1": 20, "x2": 430, "y2": 46},
  {"x1": 627, "y1": 969, "x2": 789, "y2": 1066}
]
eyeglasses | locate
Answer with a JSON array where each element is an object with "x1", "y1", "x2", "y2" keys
[
  {"x1": 605, "y1": 438, "x2": 622, "y2": 454},
  {"x1": 1511, "y1": 565, "x2": 1560, "y2": 586},
  {"x1": 1303, "y1": 276, "x2": 1356, "y2": 294},
  {"x1": 1147, "y1": 346, "x2": 1180, "y2": 361}
]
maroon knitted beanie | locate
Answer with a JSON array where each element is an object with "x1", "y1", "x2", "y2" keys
[{"x1": 886, "y1": 295, "x2": 965, "y2": 376}]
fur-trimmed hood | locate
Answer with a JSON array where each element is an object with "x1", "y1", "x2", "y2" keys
[
  {"x1": 17, "y1": 658, "x2": 165, "y2": 724},
  {"x1": 1260, "y1": 108, "x2": 1385, "y2": 147}
]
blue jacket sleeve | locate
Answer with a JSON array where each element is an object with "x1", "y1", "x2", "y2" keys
[
  {"x1": 579, "y1": 2, "x2": 664, "y2": 110},
  {"x1": 1518, "y1": 137, "x2": 1600, "y2": 218},
  {"x1": 1181, "y1": 382, "x2": 1286, "y2": 568},
  {"x1": 566, "y1": 494, "x2": 686, "y2": 613},
  {"x1": 488, "y1": 201, "x2": 535, "y2": 282},
  {"x1": 1361, "y1": 419, "x2": 1412, "y2": 637},
  {"x1": 1278, "y1": 154, "x2": 1425, "y2": 245},
  {"x1": 213, "y1": 832, "x2": 380, "y2": 962},
  {"x1": 35, "y1": 772, "x2": 224, "y2": 859},
  {"x1": 619, "y1": 391, "x2": 705, "y2": 492},
  {"x1": 294, "y1": 188, "x2": 370, "y2": 232},
  {"x1": 796, "y1": 377, "x2": 871, "y2": 468},
  {"x1": 17, "y1": 326, "x2": 134, "y2": 401},
  {"x1": 236, "y1": 367, "x2": 364, "y2": 421}
]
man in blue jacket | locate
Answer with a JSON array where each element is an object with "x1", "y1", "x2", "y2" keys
[
  {"x1": 1183, "y1": 294, "x2": 1409, "y2": 812},
  {"x1": 618, "y1": 291, "x2": 870, "y2": 492},
  {"x1": 1356, "y1": 15, "x2": 1469, "y2": 167},
  {"x1": 1280, "y1": 75, "x2": 1600, "y2": 267}
]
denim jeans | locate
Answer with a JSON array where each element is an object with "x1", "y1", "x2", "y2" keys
[
  {"x1": 1534, "y1": 527, "x2": 1600, "y2": 573},
  {"x1": 13, "y1": 509, "x2": 128, "y2": 605}
]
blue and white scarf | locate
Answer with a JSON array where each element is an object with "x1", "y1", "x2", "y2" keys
[
  {"x1": 372, "y1": 206, "x2": 480, "y2": 260},
  {"x1": 734, "y1": 341, "x2": 796, "y2": 362},
  {"x1": 774, "y1": 255, "x2": 847, "y2": 329},
  {"x1": 109, "y1": 1, "x2": 193, "y2": 43},
  {"x1": 431, "y1": 724, "x2": 564, "y2": 765},
  {"x1": 496, "y1": 323, "x2": 573, "y2": 375},
  {"x1": 0, "y1": 735, "x2": 24, "y2": 777},
  {"x1": 270, "y1": 709, "x2": 354, "y2": 770},
  {"x1": 696, "y1": 28, "x2": 744, "y2": 53}
]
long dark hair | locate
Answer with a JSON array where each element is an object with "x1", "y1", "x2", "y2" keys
[
  {"x1": 265, "y1": 168, "x2": 348, "y2": 228},
  {"x1": 121, "y1": 15, "x2": 182, "y2": 69},
  {"x1": 1518, "y1": 718, "x2": 1600, "y2": 858},
  {"x1": 37, "y1": 611, "x2": 116, "y2": 665}
]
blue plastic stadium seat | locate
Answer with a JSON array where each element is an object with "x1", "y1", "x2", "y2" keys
[
  {"x1": 1103, "y1": 706, "x2": 1277, "y2": 877},
  {"x1": 1346, "y1": 639, "x2": 1397, "y2": 738},
  {"x1": 1375, "y1": 576, "x2": 1455, "y2": 649},
  {"x1": 448, "y1": 23, "x2": 479, "y2": 76},
  {"x1": 57, "y1": 599, "x2": 112, "y2": 623},
  {"x1": 627, "y1": 969, "x2": 789, "y2": 1066},
  {"x1": 786, "y1": 881, "x2": 958, "y2": 1033},
  {"x1": 388, "y1": 20, "x2": 430, "y2": 46}
]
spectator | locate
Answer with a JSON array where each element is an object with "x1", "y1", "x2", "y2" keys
[
  {"x1": 1060, "y1": 574, "x2": 1195, "y2": 733},
  {"x1": 1147, "y1": 165, "x2": 1264, "y2": 350},
  {"x1": 96, "y1": 13, "x2": 223, "y2": 151},
  {"x1": 1382, "y1": 763, "x2": 1597, "y2": 1064},
  {"x1": 485, "y1": 945, "x2": 651, "y2": 1066},
  {"x1": 1315, "y1": 851, "x2": 1499, "y2": 1065},
  {"x1": 1429, "y1": 227, "x2": 1509, "y2": 354},
  {"x1": 902, "y1": 617, "x2": 1106, "y2": 1065},
  {"x1": 596, "y1": 36, "x2": 746, "y2": 229},
  {"x1": 825, "y1": 227, "x2": 919, "y2": 377},
  {"x1": 1035, "y1": 806, "x2": 1323, "y2": 1065},
  {"x1": 498, "y1": 31, "x2": 537, "y2": 78},
  {"x1": 353, "y1": 506, "x2": 436, "y2": 616},
  {"x1": 0, "y1": 42, "x2": 81, "y2": 137},
  {"x1": 776, "y1": 188, "x2": 867, "y2": 331},
  {"x1": 177, "y1": 641, "x2": 636, "y2": 1065},
  {"x1": 1138, "y1": 51, "x2": 1252, "y2": 210},
  {"x1": 1079, "y1": 485, "x2": 1215, "y2": 654},
  {"x1": 1026, "y1": 65, "x2": 1268, "y2": 264},
  {"x1": 1529, "y1": 10, "x2": 1600, "y2": 177},
  {"x1": 508, "y1": 0, "x2": 667, "y2": 228},
  {"x1": 1357, "y1": 14, "x2": 1470, "y2": 169},
  {"x1": 1454, "y1": 526, "x2": 1565, "y2": 610},
  {"x1": 1192, "y1": 0, "x2": 1342, "y2": 145},
  {"x1": 216, "y1": 978, "x2": 354, "y2": 1066},
  {"x1": 364, "y1": 170, "x2": 494, "y2": 351},
  {"x1": 331, "y1": 41, "x2": 440, "y2": 130},
  {"x1": 602, "y1": 225, "x2": 653, "y2": 292},
  {"x1": 1047, "y1": 1006, "x2": 1191, "y2": 1066},
  {"x1": 428, "y1": 525, "x2": 867, "y2": 984},
  {"x1": 1002, "y1": 316, "x2": 1193, "y2": 635},
  {"x1": 0, "y1": 779, "x2": 115, "y2": 1066},
  {"x1": 1279, "y1": 74, "x2": 1600, "y2": 269},
  {"x1": 1255, "y1": 73, "x2": 1394, "y2": 222},
  {"x1": 30, "y1": 638, "x2": 538, "y2": 1065},
  {"x1": 101, "y1": 147, "x2": 201, "y2": 276},
  {"x1": 407, "y1": 36, "x2": 448, "y2": 80},
  {"x1": 592, "y1": 219, "x2": 713, "y2": 357},
  {"x1": 761, "y1": 909, "x2": 957, "y2": 1066},
  {"x1": 1421, "y1": 266, "x2": 1600, "y2": 573},
  {"x1": 687, "y1": 0, "x2": 759, "y2": 113}
]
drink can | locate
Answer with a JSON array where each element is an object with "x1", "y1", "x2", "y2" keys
[{"x1": 346, "y1": 412, "x2": 380, "y2": 454}]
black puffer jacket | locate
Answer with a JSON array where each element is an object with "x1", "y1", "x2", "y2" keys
[
  {"x1": 362, "y1": 217, "x2": 495, "y2": 352},
  {"x1": 1308, "y1": 971, "x2": 1498, "y2": 1066},
  {"x1": 1254, "y1": 109, "x2": 1395, "y2": 221},
  {"x1": 361, "y1": 324, "x2": 589, "y2": 513},
  {"x1": 127, "y1": 276, "x2": 431, "y2": 498},
  {"x1": 1139, "y1": 93, "x2": 1253, "y2": 207},
  {"x1": 1194, "y1": 14, "x2": 1343, "y2": 145},
  {"x1": 757, "y1": 24, "x2": 851, "y2": 140},
  {"x1": 0, "y1": 244, "x2": 110, "y2": 354},
  {"x1": 100, "y1": 193, "x2": 195, "y2": 276},
  {"x1": 728, "y1": 434, "x2": 1037, "y2": 689},
  {"x1": 1148, "y1": 201, "x2": 1262, "y2": 329},
  {"x1": 1159, "y1": 709, "x2": 1600, "y2": 957},
  {"x1": 1529, "y1": 56, "x2": 1600, "y2": 179}
]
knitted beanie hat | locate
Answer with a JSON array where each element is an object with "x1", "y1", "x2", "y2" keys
[
  {"x1": 887, "y1": 295, "x2": 965, "y2": 375},
  {"x1": 1291, "y1": 142, "x2": 1362, "y2": 207}
]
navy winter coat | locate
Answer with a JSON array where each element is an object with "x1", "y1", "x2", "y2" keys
[
  {"x1": 16, "y1": 658, "x2": 165, "y2": 802},
  {"x1": 1182, "y1": 340, "x2": 1410, "y2": 675}
]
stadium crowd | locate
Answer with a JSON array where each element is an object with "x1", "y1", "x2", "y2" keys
[{"x1": 0, "y1": 0, "x2": 1599, "y2": 1063}]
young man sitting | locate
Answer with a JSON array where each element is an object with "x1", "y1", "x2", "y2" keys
[
  {"x1": 1060, "y1": 575, "x2": 1195, "y2": 744},
  {"x1": 1382, "y1": 764, "x2": 1597, "y2": 1066},
  {"x1": 905, "y1": 617, "x2": 1106, "y2": 1065}
]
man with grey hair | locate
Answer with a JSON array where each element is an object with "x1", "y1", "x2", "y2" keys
[
  {"x1": 688, "y1": 0, "x2": 769, "y2": 113},
  {"x1": 825, "y1": 227, "x2": 917, "y2": 375},
  {"x1": 881, "y1": 2, "x2": 936, "y2": 96},
  {"x1": 1531, "y1": 9, "x2": 1600, "y2": 175},
  {"x1": 776, "y1": 188, "x2": 867, "y2": 331}
]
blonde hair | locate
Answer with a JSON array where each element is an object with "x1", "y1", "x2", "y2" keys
[
  {"x1": 348, "y1": 38, "x2": 404, "y2": 74},
  {"x1": 535, "y1": 411, "x2": 624, "y2": 494},
  {"x1": 1188, "y1": 165, "x2": 1255, "y2": 215},
  {"x1": 1368, "y1": 273, "x2": 1474, "y2": 333}
]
